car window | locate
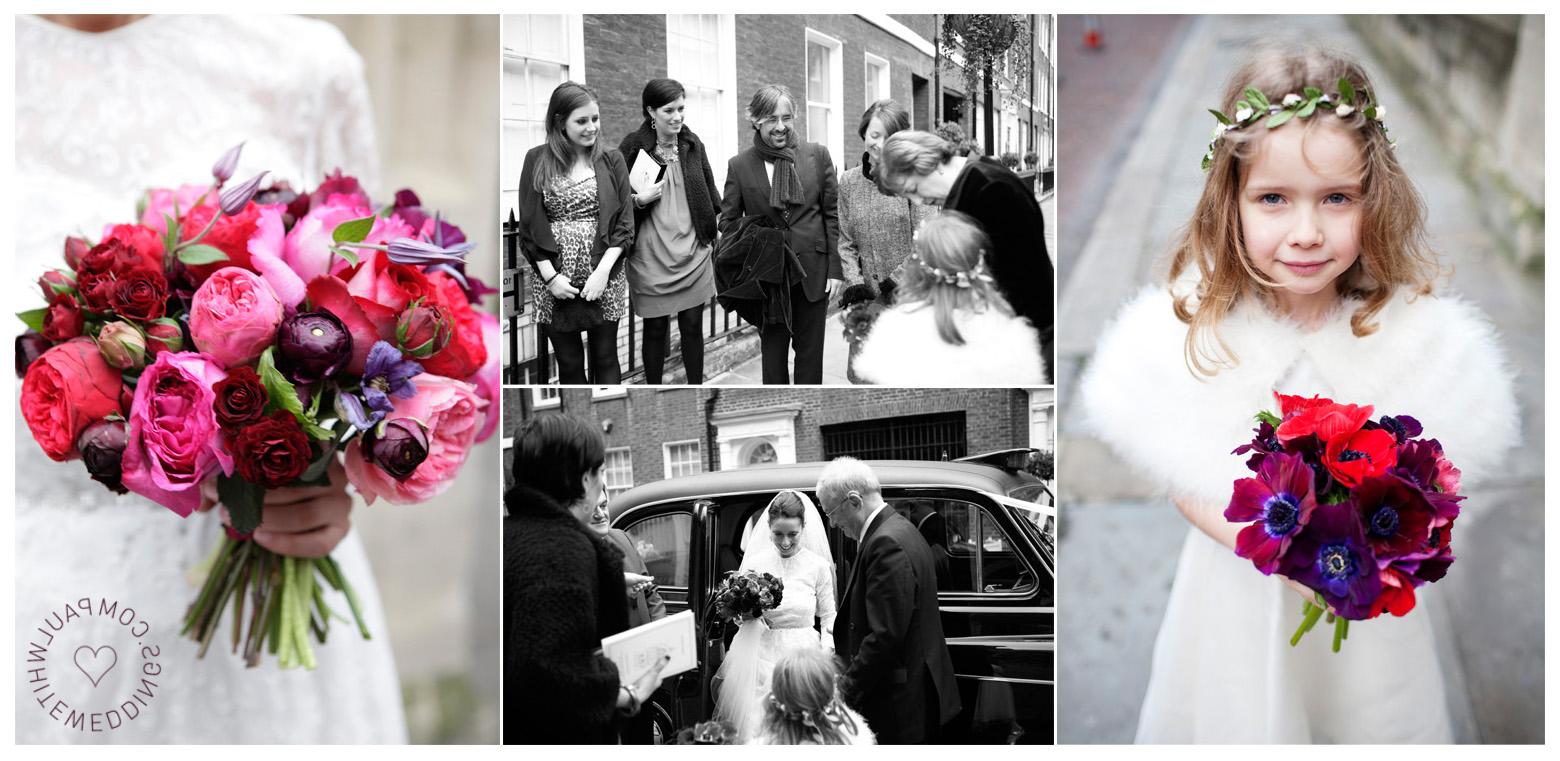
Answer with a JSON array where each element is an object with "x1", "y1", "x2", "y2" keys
[
  {"x1": 889, "y1": 497, "x2": 1036, "y2": 595},
  {"x1": 623, "y1": 513, "x2": 691, "y2": 588}
]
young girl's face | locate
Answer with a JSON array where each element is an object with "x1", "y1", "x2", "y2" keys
[
  {"x1": 563, "y1": 102, "x2": 600, "y2": 150},
  {"x1": 1238, "y1": 120, "x2": 1364, "y2": 314}
]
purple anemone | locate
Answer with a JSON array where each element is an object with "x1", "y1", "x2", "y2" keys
[
  {"x1": 1225, "y1": 452, "x2": 1319, "y2": 574},
  {"x1": 1353, "y1": 474, "x2": 1436, "y2": 561},
  {"x1": 1281, "y1": 500, "x2": 1382, "y2": 620}
]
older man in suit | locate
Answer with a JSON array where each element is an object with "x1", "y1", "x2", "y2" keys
[
  {"x1": 819, "y1": 457, "x2": 960, "y2": 743},
  {"x1": 719, "y1": 84, "x2": 843, "y2": 385}
]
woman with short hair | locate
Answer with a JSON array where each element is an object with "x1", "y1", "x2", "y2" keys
[{"x1": 837, "y1": 99, "x2": 927, "y2": 299}]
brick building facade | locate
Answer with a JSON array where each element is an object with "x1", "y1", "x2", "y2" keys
[{"x1": 501, "y1": 387, "x2": 1054, "y2": 495}]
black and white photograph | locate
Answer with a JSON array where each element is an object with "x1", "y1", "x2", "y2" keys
[
  {"x1": 500, "y1": 13, "x2": 1056, "y2": 386},
  {"x1": 501, "y1": 386, "x2": 1055, "y2": 743}
]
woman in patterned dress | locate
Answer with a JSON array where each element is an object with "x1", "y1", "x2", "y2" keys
[{"x1": 518, "y1": 81, "x2": 633, "y2": 384}]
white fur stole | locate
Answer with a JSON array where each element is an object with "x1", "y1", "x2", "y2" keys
[{"x1": 854, "y1": 303, "x2": 1047, "y2": 386}]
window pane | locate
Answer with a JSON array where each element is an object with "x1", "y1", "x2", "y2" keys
[
  {"x1": 807, "y1": 41, "x2": 829, "y2": 101},
  {"x1": 887, "y1": 498, "x2": 1036, "y2": 595},
  {"x1": 808, "y1": 105, "x2": 829, "y2": 145},
  {"x1": 604, "y1": 449, "x2": 633, "y2": 497},
  {"x1": 626, "y1": 514, "x2": 692, "y2": 587}
]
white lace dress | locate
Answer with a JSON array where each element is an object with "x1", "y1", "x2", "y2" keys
[
  {"x1": 14, "y1": 15, "x2": 405, "y2": 743},
  {"x1": 714, "y1": 547, "x2": 837, "y2": 742}
]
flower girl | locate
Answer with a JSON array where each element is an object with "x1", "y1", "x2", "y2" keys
[
  {"x1": 750, "y1": 646, "x2": 874, "y2": 745},
  {"x1": 1078, "y1": 44, "x2": 1517, "y2": 742},
  {"x1": 851, "y1": 210, "x2": 1045, "y2": 385}
]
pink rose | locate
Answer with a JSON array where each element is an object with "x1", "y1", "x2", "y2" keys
[
  {"x1": 121, "y1": 351, "x2": 234, "y2": 516},
  {"x1": 189, "y1": 267, "x2": 285, "y2": 368},
  {"x1": 283, "y1": 195, "x2": 373, "y2": 283},
  {"x1": 140, "y1": 184, "x2": 217, "y2": 235},
  {"x1": 468, "y1": 311, "x2": 501, "y2": 444},
  {"x1": 245, "y1": 204, "x2": 307, "y2": 307},
  {"x1": 343, "y1": 373, "x2": 487, "y2": 505}
]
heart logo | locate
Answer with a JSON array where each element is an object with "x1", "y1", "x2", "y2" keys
[{"x1": 74, "y1": 645, "x2": 118, "y2": 688}]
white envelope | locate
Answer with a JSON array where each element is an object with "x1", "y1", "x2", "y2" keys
[
  {"x1": 599, "y1": 609, "x2": 698, "y2": 680},
  {"x1": 629, "y1": 149, "x2": 664, "y2": 195}
]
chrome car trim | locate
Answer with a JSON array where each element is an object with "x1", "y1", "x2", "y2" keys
[{"x1": 953, "y1": 674, "x2": 1055, "y2": 686}]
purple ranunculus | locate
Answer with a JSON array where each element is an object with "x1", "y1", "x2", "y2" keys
[
  {"x1": 78, "y1": 419, "x2": 130, "y2": 494},
  {"x1": 1225, "y1": 451, "x2": 1318, "y2": 574},
  {"x1": 276, "y1": 310, "x2": 353, "y2": 384},
  {"x1": 367, "y1": 418, "x2": 431, "y2": 481},
  {"x1": 16, "y1": 331, "x2": 50, "y2": 378},
  {"x1": 1282, "y1": 500, "x2": 1382, "y2": 620}
]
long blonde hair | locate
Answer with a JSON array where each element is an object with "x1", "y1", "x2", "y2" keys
[
  {"x1": 900, "y1": 211, "x2": 1016, "y2": 346},
  {"x1": 758, "y1": 647, "x2": 859, "y2": 745},
  {"x1": 1170, "y1": 43, "x2": 1439, "y2": 376}
]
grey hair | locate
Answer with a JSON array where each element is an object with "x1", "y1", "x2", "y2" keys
[
  {"x1": 816, "y1": 457, "x2": 881, "y2": 501},
  {"x1": 746, "y1": 84, "x2": 797, "y2": 124},
  {"x1": 874, "y1": 130, "x2": 955, "y2": 195}
]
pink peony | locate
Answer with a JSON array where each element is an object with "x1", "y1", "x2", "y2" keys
[
  {"x1": 120, "y1": 351, "x2": 234, "y2": 516},
  {"x1": 343, "y1": 373, "x2": 487, "y2": 505},
  {"x1": 468, "y1": 311, "x2": 501, "y2": 444},
  {"x1": 245, "y1": 204, "x2": 308, "y2": 307},
  {"x1": 189, "y1": 267, "x2": 285, "y2": 368},
  {"x1": 140, "y1": 184, "x2": 217, "y2": 235},
  {"x1": 283, "y1": 195, "x2": 373, "y2": 283}
]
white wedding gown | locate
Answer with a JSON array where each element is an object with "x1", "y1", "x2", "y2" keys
[
  {"x1": 14, "y1": 15, "x2": 406, "y2": 743},
  {"x1": 714, "y1": 546, "x2": 837, "y2": 742}
]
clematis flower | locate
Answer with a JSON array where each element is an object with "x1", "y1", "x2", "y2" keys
[
  {"x1": 385, "y1": 236, "x2": 475, "y2": 266},
  {"x1": 1352, "y1": 474, "x2": 1435, "y2": 561},
  {"x1": 1322, "y1": 427, "x2": 1398, "y2": 488},
  {"x1": 339, "y1": 341, "x2": 423, "y2": 432},
  {"x1": 1281, "y1": 499, "x2": 1381, "y2": 620},
  {"x1": 212, "y1": 142, "x2": 244, "y2": 184},
  {"x1": 220, "y1": 171, "x2": 269, "y2": 216},
  {"x1": 1225, "y1": 452, "x2": 1318, "y2": 574}
]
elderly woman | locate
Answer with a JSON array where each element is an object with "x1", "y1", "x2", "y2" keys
[
  {"x1": 838, "y1": 100, "x2": 926, "y2": 299},
  {"x1": 503, "y1": 415, "x2": 668, "y2": 743},
  {"x1": 616, "y1": 78, "x2": 719, "y2": 384},
  {"x1": 719, "y1": 84, "x2": 843, "y2": 385},
  {"x1": 518, "y1": 81, "x2": 633, "y2": 384},
  {"x1": 875, "y1": 130, "x2": 1054, "y2": 377}
]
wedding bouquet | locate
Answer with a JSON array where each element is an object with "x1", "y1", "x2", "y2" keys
[
  {"x1": 713, "y1": 569, "x2": 784, "y2": 625},
  {"x1": 1224, "y1": 393, "x2": 1462, "y2": 651},
  {"x1": 17, "y1": 144, "x2": 499, "y2": 669}
]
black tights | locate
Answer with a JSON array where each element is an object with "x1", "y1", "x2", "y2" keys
[
  {"x1": 547, "y1": 321, "x2": 621, "y2": 384},
  {"x1": 641, "y1": 304, "x2": 705, "y2": 384}
]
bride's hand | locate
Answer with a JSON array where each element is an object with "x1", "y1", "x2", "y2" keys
[{"x1": 198, "y1": 459, "x2": 354, "y2": 558}]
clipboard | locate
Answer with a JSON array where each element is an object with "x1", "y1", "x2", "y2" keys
[
  {"x1": 629, "y1": 149, "x2": 668, "y2": 195},
  {"x1": 599, "y1": 609, "x2": 697, "y2": 680}
]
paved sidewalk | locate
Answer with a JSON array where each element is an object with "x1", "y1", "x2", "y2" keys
[{"x1": 1056, "y1": 15, "x2": 1544, "y2": 744}]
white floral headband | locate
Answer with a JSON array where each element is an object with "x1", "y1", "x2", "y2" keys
[
  {"x1": 1202, "y1": 77, "x2": 1395, "y2": 171},
  {"x1": 910, "y1": 229, "x2": 995, "y2": 289}
]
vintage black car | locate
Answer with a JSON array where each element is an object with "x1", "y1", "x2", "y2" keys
[{"x1": 607, "y1": 455, "x2": 1055, "y2": 744}]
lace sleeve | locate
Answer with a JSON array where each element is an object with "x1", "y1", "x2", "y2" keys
[{"x1": 815, "y1": 554, "x2": 837, "y2": 648}]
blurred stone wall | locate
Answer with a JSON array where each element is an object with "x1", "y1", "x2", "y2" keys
[{"x1": 1350, "y1": 15, "x2": 1544, "y2": 270}]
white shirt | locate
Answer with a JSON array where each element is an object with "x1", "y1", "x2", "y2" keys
[{"x1": 858, "y1": 503, "x2": 889, "y2": 544}]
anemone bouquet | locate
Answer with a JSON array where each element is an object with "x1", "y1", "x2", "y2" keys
[
  {"x1": 713, "y1": 570, "x2": 784, "y2": 625},
  {"x1": 17, "y1": 144, "x2": 499, "y2": 669},
  {"x1": 1224, "y1": 393, "x2": 1461, "y2": 652}
]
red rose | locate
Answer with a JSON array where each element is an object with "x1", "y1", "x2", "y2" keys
[
  {"x1": 20, "y1": 339, "x2": 125, "y2": 461},
  {"x1": 420, "y1": 271, "x2": 488, "y2": 379},
  {"x1": 396, "y1": 300, "x2": 453, "y2": 359},
  {"x1": 144, "y1": 318, "x2": 185, "y2": 356},
  {"x1": 80, "y1": 237, "x2": 144, "y2": 276},
  {"x1": 1276, "y1": 401, "x2": 1374, "y2": 445},
  {"x1": 1322, "y1": 427, "x2": 1398, "y2": 488},
  {"x1": 180, "y1": 202, "x2": 261, "y2": 282},
  {"x1": 231, "y1": 411, "x2": 313, "y2": 488},
  {"x1": 342, "y1": 257, "x2": 436, "y2": 314},
  {"x1": 39, "y1": 270, "x2": 76, "y2": 305},
  {"x1": 212, "y1": 366, "x2": 269, "y2": 430},
  {"x1": 110, "y1": 267, "x2": 169, "y2": 321},
  {"x1": 41, "y1": 293, "x2": 85, "y2": 341},
  {"x1": 64, "y1": 236, "x2": 91, "y2": 270},
  {"x1": 103, "y1": 224, "x2": 166, "y2": 271}
]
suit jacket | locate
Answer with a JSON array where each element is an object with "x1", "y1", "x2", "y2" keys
[
  {"x1": 605, "y1": 528, "x2": 667, "y2": 628},
  {"x1": 718, "y1": 142, "x2": 843, "y2": 303},
  {"x1": 834, "y1": 509, "x2": 961, "y2": 743},
  {"x1": 517, "y1": 145, "x2": 635, "y2": 280}
]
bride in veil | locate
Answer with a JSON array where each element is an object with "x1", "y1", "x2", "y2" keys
[{"x1": 714, "y1": 490, "x2": 837, "y2": 742}]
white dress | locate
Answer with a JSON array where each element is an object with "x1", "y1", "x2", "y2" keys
[
  {"x1": 14, "y1": 15, "x2": 406, "y2": 743},
  {"x1": 1079, "y1": 286, "x2": 1518, "y2": 743},
  {"x1": 714, "y1": 546, "x2": 838, "y2": 742},
  {"x1": 852, "y1": 301, "x2": 1046, "y2": 386}
]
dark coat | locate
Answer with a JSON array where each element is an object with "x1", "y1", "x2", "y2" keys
[
  {"x1": 945, "y1": 156, "x2": 1053, "y2": 334},
  {"x1": 719, "y1": 141, "x2": 843, "y2": 303},
  {"x1": 517, "y1": 145, "x2": 635, "y2": 280},
  {"x1": 503, "y1": 484, "x2": 630, "y2": 744},
  {"x1": 617, "y1": 124, "x2": 720, "y2": 247},
  {"x1": 713, "y1": 214, "x2": 806, "y2": 331},
  {"x1": 834, "y1": 509, "x2": 961, "y2": 743},
  {"x1": 605, "y1": 527, "x2": 667, "y2": 628}
]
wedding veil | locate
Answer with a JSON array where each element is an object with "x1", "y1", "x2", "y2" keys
[{"x1": 737, "y1": 489, "x2": 831, "y2": 570}]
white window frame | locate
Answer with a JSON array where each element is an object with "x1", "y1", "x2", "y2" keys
[
  {"x1": 501, "y1": 14, "x2": 586, "y2": 222},
  {"x1": 863, "y1": 51, "x2": 890, "y2": 109},
  {"x1": 603, "y1": 447, "x2": 634, "y2": 497},
  {"x1": 591, "y1": 386, "x2": 627, "y2": 400},
  {"x1": 803, "y1": 28, "x2": 845, "y2": 165},
  {"x1": 531, "y1": 387, "x2": 561, "y2": 409},
  {"x1": 665, "y1": 14, "x2": 736, "y2": 191},
  {"x1": 713, "y1": 407, "x2": 800, "y2": 471},
  {"x1": 662, "y1": 439, "x2": 703, "y2": 479}
]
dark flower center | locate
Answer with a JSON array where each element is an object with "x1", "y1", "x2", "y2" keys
[
  {"x1": 1262, "y1": 494, "x2": 1299, "y2": 537},
  {"x1": 1427, "y1": 526, "x2": 1443, "y2": 548},
  {"x1": 1368, "y1": 505, "x2": 1400, "y2": 538},
  {"x1": 1318, "y1": 543, "x2": 1357, "y2": 581},
  {"x1": 1337, "y1": 449, "x2": 1370, "y2": 463}
]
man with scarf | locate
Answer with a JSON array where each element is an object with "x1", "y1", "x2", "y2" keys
[{"x1": 718, "y1": 84, "x2": 843, "y2": 385}]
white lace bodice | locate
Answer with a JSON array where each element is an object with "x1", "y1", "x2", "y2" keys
[
  {"x1": 743, "y1": 547, "x2": 837, "y2": 637},
  {"x1": 13, "y1": 15, "x2": 402, "y2": 743}
]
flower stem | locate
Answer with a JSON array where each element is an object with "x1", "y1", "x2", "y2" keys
[
  {"x1": 1332, "y1": 617, "x2": 1346, "y2": 652},
  {"x1": 1290, "y1": 600, "x2": 1326, "y2": 647}
]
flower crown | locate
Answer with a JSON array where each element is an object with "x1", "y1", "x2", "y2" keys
[
  {"x1": 1201, "y1": 77, "x2": 1394, "y2": 171},
  {"x1": 909, "y1": 232, "x2": 995, "y2": 289}
]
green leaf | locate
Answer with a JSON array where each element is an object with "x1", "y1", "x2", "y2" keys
[
  {"x1": 1266, "y1": 110, "x2": 1295, "y2": 129},
  {"x1": 1296, "y1": 98, "x2": 1318, "y2": 119},
  {"x1": 177, "y1": 244, "x2": 230, "y2": 266},
  {"x1": 1338, "y1": 78, "x2": 1356, "y2": 104},
  {"x1": 297, "y1": 440, "x2": 339, "y2": 486},
  {"x1": 218, "y1": 474, "x2": 266, "y2": 536},
  {"x1": 1208, "y1": 109, "x2": 1232, "y2": 125},
  {"x1": 331, "y1": 246, "x2": 360, "y2": 268},
  {"x1": 256, "y1": 348, "x2": 334, "y2": 440},
  {"x1": 1364, "y1": 106, "x2": 1377, "y2": 120},
  {"x1": 1244, "y1": 87, "x2": 1269, "y2": 110},
  {"x1": 162, "y1": 213, "x2": 181, "y2": 255},
  {"x1": 1321, "y1": 487, "x2": 1351, "y2": 505},
  {"x1": 331, "y1": 215, "x2": 376, "y2": 245},
  {"x1": 1303, "y1": 86, "x2": 1322, "y2": 100},
  {"x1": 17, "y1": 307, "x2": 47, "y2": 332},
  {"x1": 1255, "y1": 410, "x2": 1282, "y2": 428},
  {"x1": 1234, "y1": 99, "x2": 1251, "y2": 115}
]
